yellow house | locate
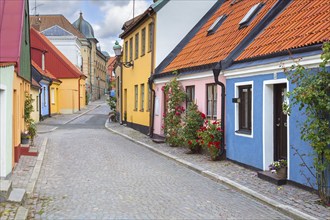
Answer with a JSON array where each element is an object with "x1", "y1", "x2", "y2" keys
[
  {"x1": 31, "y1": 28, "x2": 86, "y2": 114},
  {"x1": 119, "y1": 12, "x2": 154, "y2": 134}
]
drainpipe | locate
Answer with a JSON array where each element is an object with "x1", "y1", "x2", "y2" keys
[
  {"x1": 213, "y1": 62, "x2": 225, "y2": 157},
  {"x1": 148, "y1": 13, "x2": 155, "y2": 138},
  {"x1": 48, "y1": 81, "x2": 52, "y2": 117},
  {"x1": 78, "y1": 78, "x2": 81, "y2": 111},
  {"x1": 38, "y1": 86, "x2": 42, "y2": 121}
]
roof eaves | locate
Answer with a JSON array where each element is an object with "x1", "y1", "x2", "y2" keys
[
  {"x1": 156, "y1": 0, "x2": 224, "y2": 75},
  {"x1": 152, "y1": 0, "x2": 170, "y2": 12},
  {"x1": 119, "y1": 8, "x2": 154, "y2": 39}
]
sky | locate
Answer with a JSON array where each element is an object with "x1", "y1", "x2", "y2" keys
[{"x1": 29, "y1": 0, "x2": 154, "y2": 56}]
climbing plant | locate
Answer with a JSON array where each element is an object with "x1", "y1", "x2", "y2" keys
[
  {"x1": 24, "y1": 92, "x2": 37, "y2": 145},
  {"x1": 162, "y1": 76, "x2": 186, "y2": 147},
  {"x1": 284, "y1": 42, "x2": 330, "y2": 204}
]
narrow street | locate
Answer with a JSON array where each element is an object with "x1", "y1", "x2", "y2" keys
[{"x1": 28, "y1": 103, "x2": 290, "y2": 219}]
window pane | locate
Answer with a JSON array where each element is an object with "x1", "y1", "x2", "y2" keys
[
  {"x1": 238, "y1": 85, "x2": 252, "y2": 131},
  {"x1": 135, "y1": 33, "x2": 139, "y2": 59}
]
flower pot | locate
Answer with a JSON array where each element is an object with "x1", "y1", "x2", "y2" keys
[
  {"x1": 21, "y1": 137, "x2": 30, "y2": 145},
  {"x1": 276, "y1": 167, "x2": 287, "y2": 179}
]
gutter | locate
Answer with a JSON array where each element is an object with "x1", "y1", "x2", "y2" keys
[{"x1": 48, "y1": 81, "x2": 52, "y2": 117}]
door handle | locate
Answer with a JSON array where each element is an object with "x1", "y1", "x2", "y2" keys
[
  {"x1": 284, "y1": 122, "x2": 287, "y2": 127},
  {"x1": 276, "y1": 123, "x2": 280, "y2": 127}
]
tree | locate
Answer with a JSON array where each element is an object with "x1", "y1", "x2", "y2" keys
[{"x1": 285, "y1": 42, "x2": 330, "y2": 204}]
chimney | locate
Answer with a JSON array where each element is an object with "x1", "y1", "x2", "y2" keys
[{"x1": 32, "y1": 17, "x2": 41, "y2": 31}]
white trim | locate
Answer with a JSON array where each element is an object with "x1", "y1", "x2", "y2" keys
[
  {"x1": 262, "y1": 78, "x2": 290, "y2": 179},
  {"x1": 0, "y1": 84, "x2": 7, "y2": 177},
  {"x1": 154, "y1": 70, "x2": 213, "y2": 84},
  {"x1": 224, "y1": 54, "x2": 321, "y2": 79},
  {"x1": 234, "y1": 81, "x2": 254, "y2": 138}
]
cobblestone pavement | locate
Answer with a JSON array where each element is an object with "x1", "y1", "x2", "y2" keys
[
  {"x1": 106, "y1": 123, "x2": 330, "y2": 219},
  {"x1": 26, "y1": 104, "x2": 291, "y2": 219}
]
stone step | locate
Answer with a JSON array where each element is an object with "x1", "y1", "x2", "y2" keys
[
  {"x1": 257, "y1": 171, "x2": 287, "y2": 186},
  {"x1": 29, "y1": 146, "x2": 38, "y2": 153},
  {"x1": 14, "y1": 206, "x2": 28, "y2": 220},
  {"x1": 7, "y1": 188, "x2": 26, "y2": 205},
  {"x1": 0, "y1": 180, "x2": 13, "y2": 202}
]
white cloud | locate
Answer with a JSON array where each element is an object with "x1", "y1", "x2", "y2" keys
[{"x1": 29, "y1": 0, "x2": 153, "y2": 55}]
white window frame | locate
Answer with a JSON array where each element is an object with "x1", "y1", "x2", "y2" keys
[
  {"x1": 234, "y1": 81, "x2": 253, "y2": 138},
  {"x1": 51, "y1": 88, "x2": 55, "y2": 104}
]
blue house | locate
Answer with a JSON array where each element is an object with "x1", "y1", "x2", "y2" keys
[
  {"x1": 223, "y1": 0, "x2": 329, "y2": 188},
  {"x1": 31, "y1": 61, "x2": 52, "y2": 119}
]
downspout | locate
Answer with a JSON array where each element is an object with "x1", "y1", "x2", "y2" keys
[
  {"x1": 213, "y1": 62, "x2": 225, "y2": 157},
  {"x1": 148, "y1": 12, "x2": 155, "y2": 138},
  {"x1": 89, "y1": 46, "x2": 92, "y2": 102},
  {"x1": 38, "y1": 87, "x2": 42, "y2": 121},
  {"x1": 48, "y1": 81, "x2": 52, "y2": 117},
  {"x1": 78, "y1": 78, "x2": 81, "y2": 111}
]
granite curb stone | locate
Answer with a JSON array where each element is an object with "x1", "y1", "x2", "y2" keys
[{"x1": 105, "y1": 121, "x2": 320, "y2": 220}]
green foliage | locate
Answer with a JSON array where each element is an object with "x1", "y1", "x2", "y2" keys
[
  {"x1": 285, "y1": 42, "x2": 330, "y2": 204},
  {"x1": 197, "y1": 120, "x2": 223, "y2": 160},
  {"x1": 24, "y1": 92, "x2": 36, "y2": 144},
  {"x1": 182, "y1": 103, "x2": 205, "y2": 153},
  {"x1": 107, "y1": 96, "x2": 117, "y2": 122},
  {"x1": 162, "y1": 77, "x2": 186, "y2": 147}
]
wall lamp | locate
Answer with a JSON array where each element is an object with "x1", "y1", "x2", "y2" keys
[{"x1": 113, "y1": 41, "x2": 134, "y2": 68}]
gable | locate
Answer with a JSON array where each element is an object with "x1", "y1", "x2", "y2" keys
[{"x1": 42, "y1": 25, "x2": 74, "y2": 37}]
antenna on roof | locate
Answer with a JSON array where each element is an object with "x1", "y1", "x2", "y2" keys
[
  {"x1": 133, "y1": 0, "x2": 135, "y2": 23},
  {"x1": 32, "y1": 0, "x2": 43, "y2": 16}
]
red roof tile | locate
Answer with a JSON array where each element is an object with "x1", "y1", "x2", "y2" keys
[
  {"x1": 31, "y1": 60, "x2": 60, "y2": 82},
  {"x1": 163, "y1": 0, "x2": 278, "y2": 73},
  {"x1": 30, "y1": 15, "x2": 85, "y2": 38},
  {"x1": 30, "y1": 28, "x2": 86, "y2": 79},
  {"x1": 0, "y1": 0, "x2": 24, "y2": 64},
  {"x1": 237, "y1": 0, "x2": 330, "y2": 61}
]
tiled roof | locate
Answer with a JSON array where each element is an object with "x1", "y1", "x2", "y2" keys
[
  {"x1": 31, "y1": 78, "x2": 41, "y2": 88},
  {"x1": 30, "y1": 28, "x2": 86, "y2": 79},
  {"x1": 237, "y1": 0, "x2": 330, "y2": 61},
  {"x1": 30, "y1": 15, "x2": 85, "y2": 38},
  {"x1": 31, "y1": 60, "x2": 60, "y2": 82},
  {"x1": 163, "y1": 0, "x2": 278, "y2": 73},
  {"x1": 0, "y1": 0, "x2": 24, "y2": 63}
]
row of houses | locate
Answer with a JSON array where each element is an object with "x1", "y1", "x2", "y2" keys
[
  {"x1": 0, "y1": 0, "x2": 108, "y2": 178},
  {"x1": 114, "y1": 0, "x2": 330, "y2": 189}
]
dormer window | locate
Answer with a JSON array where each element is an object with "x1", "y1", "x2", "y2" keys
[
  {"x1": 207, "y1": 15, "x2": 227, "y2": 36},
  {"x1": 239, "y1": 3, "x2": 264, "y2": 29}
]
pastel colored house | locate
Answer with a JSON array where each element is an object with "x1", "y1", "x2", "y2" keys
[
  {"x1": 0, "y1": 0, "x2": 31, "y2": 177},
  {"x1": 31, "y1": 61, "x2": 62, "y2": 118},
  {"x1": 30, "y1": 13, "x2": 108, "y2": 102},
  {"x1": 152, "y1": 0, "x2": 291, "y2": 141},
  {"x1": 30, "y1": 78, "x2": 41, "y2": 123},
  {"x1": 119, "y1": 0, "x2": 217, "y2": 135},
  {"x1": 30, "y1": 28, "x2": 86, "y2": 114},
  {"x1": 224, "y1": 0, "x2": 330, "y2": 188}
]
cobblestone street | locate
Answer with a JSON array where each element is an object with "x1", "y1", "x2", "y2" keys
[{"x1": 26, "y1": 104, "x2": 290, "y2": 219}]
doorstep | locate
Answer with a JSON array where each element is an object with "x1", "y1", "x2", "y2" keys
[{"x1": 257, "y1": 171, "x2": 287, "y2": 186}]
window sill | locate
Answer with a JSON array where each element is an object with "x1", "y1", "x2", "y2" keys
[
  {"x1": 133, "y1": 109, "x2": 137, "y2": 112},
  {"x1": 235, "y1": 129, "x2": 253, "y2": 138},
  {"x1": 139, "y1": 109, "x2": 144, "y2": 112}
]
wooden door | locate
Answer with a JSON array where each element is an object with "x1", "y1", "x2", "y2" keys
[{"x1": 274, "y1": 84, "x2": 287, "y2": 161}]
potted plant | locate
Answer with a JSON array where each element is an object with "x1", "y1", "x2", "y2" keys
[
  {"x1": 182, "y1": 103, "x2": 204, "y2": 153},
  {"x1": 197, "y1": 120, "x2": 223, "y2": 161},
  {"x1": 269, "y1": 159, "x2": 287, "y2": 178},
  {"x1": 21, "y1": 131, "x2": 30, "y2": 145}
]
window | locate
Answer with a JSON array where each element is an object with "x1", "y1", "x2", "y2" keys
[
  {"x1": 51, "y1": 88, "x2": 55, "y2": 104},
  {"x1": 238, "y1": 85, "x2": 252, "y2": 134},
  {"x1": 43, "y1": 87, "x2": 47, "y2": 106},
  {"x1": 134, "y1": 85, "x2": 138, "y2": 111},
  {"x1": 239, "y1": 3, "x2": 264, "y2": 29},
  {"x1": 207, "y1": 84, "x2": 217, "y2": 119},
  {"x1": 186, "y1": 86, "x2": 195, "y2": 109},
  {"x1": 148, "y1": 23, "x2": 154, "y2": 52},
  {"x1": 135, "y1": 33, "x2": 139, "y2": 59},
  {"x1": 141, "y1": 28, "x2": 146, "y2": 56},
  {"x1": 140, "y1": 84, "x2": 144, "y2": 111},
  {"x1": 125, "y1": 41, "x2": 128, "y2": 63},
  {"x1": 129, "y1": 38, "x2": 133, "y2": 61},
  {"x1": 207, "y1": 15, "x2": 227, "y2": 35}
]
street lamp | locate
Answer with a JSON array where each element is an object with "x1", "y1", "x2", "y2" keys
[{"x1": 113, "y1": 41, "x2": 134, "y2": 68}]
